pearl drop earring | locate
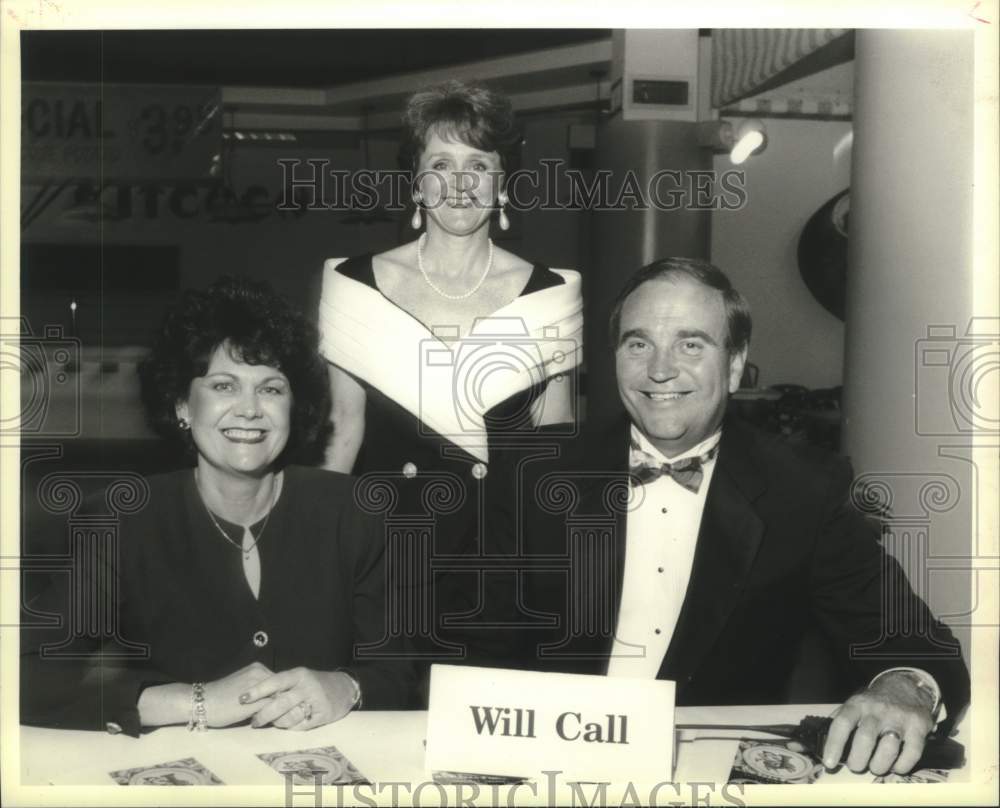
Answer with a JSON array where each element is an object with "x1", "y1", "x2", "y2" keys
[
  {"x1": 498, "y1": 190, "x2": 510, "y2": 231},
  {"x1": 411, "y1": 190, "x2": 423, "y2": 230}
]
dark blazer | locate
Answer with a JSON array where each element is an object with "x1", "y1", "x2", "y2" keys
[
  {"x1": 489, "y1": 415, "x2": 970, "y2": 727},
  {"x1": 20, "y1": 466, "x2": 414, "y2": 735}
]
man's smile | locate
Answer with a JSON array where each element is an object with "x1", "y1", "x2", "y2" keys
[{"x1": 640, "y1": 391, "x2": 693, "y2": 402}]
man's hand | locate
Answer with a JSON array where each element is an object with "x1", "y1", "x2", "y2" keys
[{"x1": 822, "y1": 671, "x2": 936, "y2": 775}]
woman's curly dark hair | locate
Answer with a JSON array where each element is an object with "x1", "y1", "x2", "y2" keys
[
  {"x1": 398, "y1": 80, "x2": 522, "y2": 173},
  {"x1": 138, "y1": 276, "x2": 331, "y2": 466}
]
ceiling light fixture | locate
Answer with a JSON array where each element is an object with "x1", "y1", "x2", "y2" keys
[
  {"x1": 697, "y1": 118, "x2": 768, "y2": 164},
  {"x1": 729, "y1": 119, "x2": 768, "y2": 165}
]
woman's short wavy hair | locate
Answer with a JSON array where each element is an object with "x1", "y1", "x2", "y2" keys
[
  {"x1": 398, "y1": 79, "x2": 522, "y2": 173},
  {"x1": 138, "y1": 276, "x2": 331, "y2": 466}
]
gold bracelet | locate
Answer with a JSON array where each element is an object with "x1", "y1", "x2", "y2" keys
[{"x1": 186, "y1": 681, "x2": 208, "y2": 732}]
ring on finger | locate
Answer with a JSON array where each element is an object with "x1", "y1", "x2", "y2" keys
[
  {"x1": 298, "y1": 700, "x2": 313, "y2": 722},
  {"x1": 878, "y1": 729, "x2": 903, "y2": 744}
]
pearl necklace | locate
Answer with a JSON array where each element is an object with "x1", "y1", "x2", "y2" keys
[
  {"x1": 198, "y1": 472, "x2": 280, "y2": 560},
  {"x1": 416, "y1": 233, "x2": 494, "y2": 300}
]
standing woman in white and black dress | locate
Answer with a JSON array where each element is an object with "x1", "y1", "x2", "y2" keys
[{"x1": 317, "y1": 81, "x2": 583, "y2": 673}]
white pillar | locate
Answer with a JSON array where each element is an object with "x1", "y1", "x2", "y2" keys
[{"x1": 843, "y1": 30, "x2": 974, "y2": 649}]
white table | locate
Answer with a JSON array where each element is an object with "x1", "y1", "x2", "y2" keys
[{"x1": 19, "y1": 703, "x2": 967, "y2": 790}]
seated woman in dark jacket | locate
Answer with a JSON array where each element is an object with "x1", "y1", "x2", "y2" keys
[{"x1": 21, "y1": 276, "x2": 413, "y2": 736}]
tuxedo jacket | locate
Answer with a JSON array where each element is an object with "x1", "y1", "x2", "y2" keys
[{"x1": 488, "y1": 415, "x2": 970, "y2": 726}]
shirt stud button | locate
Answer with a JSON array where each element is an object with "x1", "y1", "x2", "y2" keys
[
  {"x1": 471, "y1": 462, "x2": 487, "y2": 480},
  {"x1": 657, "y1": 567, "x2": 664, "y2": 573},
  {"x1": 661, "y1": 507, "x2": 668, "y2": 514},
  {"x1": 402, "y1": 462, "x2": 417, "y2": 479},
  {"x1": 253, "y1": 630, "x2": 269, "y2": 648},
  {"x1": 654, "y1": 628, "x2": 662, "y2": 635}
]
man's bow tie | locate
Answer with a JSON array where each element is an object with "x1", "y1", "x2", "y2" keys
[{"x1": 628, "y1": 442, "x2": 719, "y2": 493}]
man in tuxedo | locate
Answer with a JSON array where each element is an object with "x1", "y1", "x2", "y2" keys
[{"x1": 495, "y1": 258, "x2": 969, "y2": 777}]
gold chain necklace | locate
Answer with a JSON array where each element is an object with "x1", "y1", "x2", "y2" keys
[{"x1": 197, "y1": 472, "x2": 280, "y2": 560}]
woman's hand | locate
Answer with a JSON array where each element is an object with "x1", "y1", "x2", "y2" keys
[
  {"x1": 239, "y1": 668, "x2": 359, "y2": 730},
  {"x1": 202, "y1": 662, "x2": 276, "y2": 727},
  {"x1": 137, "y1": 662, "x2": 274, "y2": 728}
]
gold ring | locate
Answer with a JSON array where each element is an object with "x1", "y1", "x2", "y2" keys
[
  {"x1": 299, "y1": 700, "x2": 313, "y2": 721},
  {"x1": 879, "y1": 729, "x2": 902, "y2": 743}
]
